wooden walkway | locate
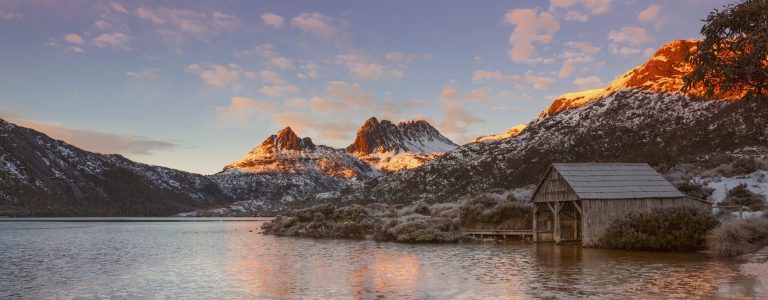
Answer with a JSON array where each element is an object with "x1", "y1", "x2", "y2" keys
[{"x1": 463, "y1": 229, "x2": 533, "y2": 240}]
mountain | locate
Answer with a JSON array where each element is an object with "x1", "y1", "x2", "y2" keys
[
  {"x1": 346, "y1": 117, "x2": 458, "y2": 172},
  {"x1": 470, "y1": 124, "x2": 528, "y2": 143},
  {"x1": 0, "y1": 118, "x2": 231, "y2": 216},
  {"x1": 223, "y1": 126, "x2": 378, "y2": 179},
  {"x1": 355, "y1": 40, "x2": 768, "y2": 204},
  {"x1": 541, "y1": 40, "x2": 746, "y2": 117}
]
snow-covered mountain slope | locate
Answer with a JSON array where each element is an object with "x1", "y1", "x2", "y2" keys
[
  {"x1": 346, "y1": 117, "x2": 458, "y2": 172},
  {"x1": 353, "y1": 39, "x2": 768, "y2": 205},
  {"x1": 0, "y1": 118, "x2": 231, "y2": 216},
  {"x1": 361, "y1": 89, "x2": 768, "y2": 204},
  {"x1": 541, "y1": 40, "x2": 747, "y2": 117},
  {"x1": 224, "y1": 127, "x2": 379, "y2": 179},
  {"x1": 470, "y1": 124, "x2": 528, "y2": 143}
]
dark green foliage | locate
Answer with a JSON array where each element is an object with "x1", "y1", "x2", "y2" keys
[
  {"x1": 683, "y1": 0, "x2": 768, "y2": 98},
  {"x1": 706, "y1": 217, "x2": 768, "y2": 258},
  {"x1": 600, "y1": 207, "x2": 719, "y2": 251},
  {"x1": 722, "y1": 183, "x2": 765, "y2": 211}
]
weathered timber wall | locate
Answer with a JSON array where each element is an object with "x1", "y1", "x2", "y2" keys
[{"x1": 581, "y1": 197, "x2": 711, "y2": 247}]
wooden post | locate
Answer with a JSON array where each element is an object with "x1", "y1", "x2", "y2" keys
[
  {"x1": 532, "y1": 203, "x2": 539, "y2": 242},
  {"x1": 554, "y1": 201, "x2": 562, "y2": 244}
]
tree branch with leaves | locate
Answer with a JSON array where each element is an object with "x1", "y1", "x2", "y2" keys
[{"x1": 683, "y1": 0, "x2": 768, "y2": 99}]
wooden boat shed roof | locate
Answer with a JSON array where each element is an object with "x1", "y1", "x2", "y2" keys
[{"x1": 546, "y1": 163, "x2": 685, "y2": 199}]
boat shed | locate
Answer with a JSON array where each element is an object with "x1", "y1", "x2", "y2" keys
[{"x1": 531, "y1": 163, "x2": 712, "y2": 247}]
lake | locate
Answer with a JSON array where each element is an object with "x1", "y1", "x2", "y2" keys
[{"x1": 1, "y1": 219, "x2": 764, "y2": 299}]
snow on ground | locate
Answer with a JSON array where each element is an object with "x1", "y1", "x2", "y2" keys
[
  {"x1": 696, "y1": 170, "x2": 768, "y2": 203},
  {"x1": 694, "y1": 170, "x2": 768, "y2": 217}
]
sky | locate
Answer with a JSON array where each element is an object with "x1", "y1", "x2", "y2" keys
[{"x1": 0, "y1": 0, "x2": 734, "y2": 175}]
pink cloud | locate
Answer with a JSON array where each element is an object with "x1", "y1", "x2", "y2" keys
[
  {"x1": 291, "y1": 12, "x2": 340, "y2": 40},
  {"x1": 261, "y1": 13, "x2": 284, "y2": 29},
  {"x1": 504, "y1": 9, "x2": 560, "y2": 63}
]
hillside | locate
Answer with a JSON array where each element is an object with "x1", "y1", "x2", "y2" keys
[
  {"x1": 356, "y1": 40, "x2": 768, "y2": 204},
  {"x1": 0, "y1": 119, "x2": 231, "y2": 216}
]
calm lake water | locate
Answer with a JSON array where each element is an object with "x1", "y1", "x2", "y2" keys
[{"x1": 1, "y1": 219, "x2": 765, "y2": 299}]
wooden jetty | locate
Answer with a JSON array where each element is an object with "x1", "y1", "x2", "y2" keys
[{"x1": 463, "y1": 229, "x2": 533, "y2": 240}]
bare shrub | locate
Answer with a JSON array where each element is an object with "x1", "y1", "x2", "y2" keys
[
  {"x1": 600, "y1": 207, "x2": 719, "y2": 251},
  {"x1": 706, "y1": 217, "x2": 768, "y2": 258},
  {"x1": 721, "y1": 184, "x2": 765, "y2": 211}
]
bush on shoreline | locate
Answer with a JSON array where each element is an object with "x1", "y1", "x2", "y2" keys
[
  {"x1": 706, "y1": 217, "x2": 768, "y2": 258},
  {"x1": 261, "y1": 193, "x2": 533, "y2": 243},
  {"x1": 599, "y1": 207, "x2": 719, "y2": 251}
]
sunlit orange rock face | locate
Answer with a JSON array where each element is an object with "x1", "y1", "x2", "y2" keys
[
  {"x1": 541, "y1": 40, "x2": 748, "y2": 117},
  {"x1": 346, "y1": 117, "x2": 458, "y2": 172},
  {"x1": 470, "y1": 123, "x2": 528, "y2": 143},
  {"x1": 223, "y1": 127, "x2": 369, "y2": 179}
]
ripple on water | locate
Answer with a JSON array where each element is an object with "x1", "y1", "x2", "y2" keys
[{"x1": 0, "y1": 220, "x2": 764, "y2": 299}]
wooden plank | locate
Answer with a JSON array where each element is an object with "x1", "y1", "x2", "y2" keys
[
  {"x1": 532, "y1": 203, "x2": 538, "y2": 242},
  {"x1": 554, "y1": 201, "x2": 561, "y2": 244}
]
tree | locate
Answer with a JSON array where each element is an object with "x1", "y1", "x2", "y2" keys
[{"x1": 683, "y1": 0, "x2": 768, "y2": 98}]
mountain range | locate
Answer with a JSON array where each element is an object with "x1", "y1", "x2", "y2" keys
[{"x1": 1, "y1": 39, "x2": 766, "y2": 216}]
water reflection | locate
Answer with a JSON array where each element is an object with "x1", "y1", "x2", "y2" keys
[{"x1": 1, "y1": 220, "x2": 764, "y2": 299}]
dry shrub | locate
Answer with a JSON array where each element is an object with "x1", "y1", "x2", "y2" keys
[
  {"x1": 458, "y1": 194, "x2": 532, "y2": 229},
  {"x1": 600, "y1": 207, "x2": 719, "y2": 251},
  {"x1": 721, "y1": 184, "x2": 765, "y2": 211},
  {"x1": 706, "y1": 217, "x2": 768, "y2": 258}
]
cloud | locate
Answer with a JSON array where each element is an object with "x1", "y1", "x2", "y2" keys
[
  {"x1": 267, "y1": 56, "x2": 295, "y2": 69},
  {"x1": 297, "y1": 61, "x2": 320, "y2": 79},
  {"x1": 637, "y1": 4, "x2": 660, "y2": 22},
  {"x1": 91, "y1": 32, "x2": 131, "y2": 49},
  {"x1": 109, "y1": 2, "x2": 130, "y2": 14},
  {"x1": 216, "y1": 97, "x2": 275, "y2": 124},
  {"x1": 274, "y1": 111, "x2": 357, "y2": 141},
  {"x1": 472, "y1": 70, "x2": 555, "y2": 91},
  {"x1": 8, "y1": 118, "x2": 176, "y2": 155},
  {"x1": 608, "y1": 26, "x2": 653, "y2": 45},
  {"x1": 0, "y1": 11, "x2": 22, "y2": 20},
  {"x1": 261, "y1": 13, "x2": 284, "y2": 29},
  {"x1": 384, "y1": 51, "x2": 420, "y2": 63},
  {"x1": 438, "y1": 85, "x2": 481, "y2": 143},
  {"x1": 291, "y1": 12, "x2": 341, "y2": 40},
  {"x1": 256, "y1": 70, "x2": 285, "y2": 84},
  {"x1": 609, "y1": 45, "x2": 642, "y2": 56},
  {"x1": 504, "y1": 9, "x2": 560, "y2": 63},
  {"x1": 325, "y1": 81, "x2": 375, "y2": 107},
  {"x1": 334, "y1": 52, "x2": 400, "y2": 80},
  {"x1": 126, "y1": 68, "x2": 159, "y2": 79},
  {"x1": 464, "y1": 87, "x2": 493, "y2": 103},
  {"x1": 284, "y1": 98, "x2": 308, "y2": 109},
  {"x1": 309, "y1": 96, "x2": 348, "y2": 113},
  {"x1": 638, "y1": 4, "x2": 663, "y2": 29},
  {"x1": 565, "y1": 41, "x2": 599, "y2": 54},
  {"x1": 549, "y1": 0, "x2": 612, "y2": 21},
  {"x1": 187, "y1": 64, "x2": 242, "y2": 91},
  {"x1": 234, "y1": 43, "x2": 278, "y2": 59},
  {"x1": 64, "y1": 34, "x2": 84, "y2": 45},
  {"x1": 573, "y1": 76, "x2": 605, "y2": 89},
  {"x1": 259, "y1": 84, "x2": 301, "y2": 97},
  {"x1": 68, "y1": 47, "x2": 86, "y2": 53},
  {"x1": 136, "y1": 7, "x2": 241, "y2": 40},
  {"x1": 559, "y1": 42, "x2": 599, "y2": 78}
]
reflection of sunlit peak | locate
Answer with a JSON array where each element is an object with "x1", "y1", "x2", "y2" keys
[{"x1": 373, "y1": 252, "x2": 420, "y2": 294}]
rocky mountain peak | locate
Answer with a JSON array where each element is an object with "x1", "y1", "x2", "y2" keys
[
  {"x1": 540, "y1": 39, "x2": 747, "y2": 117},
  {"x1": 347, "y1": 117, "x2": 457, "y2": 155},
  {"x1": 256, "y1": 126, "x2": 316, "y2": 154}
]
